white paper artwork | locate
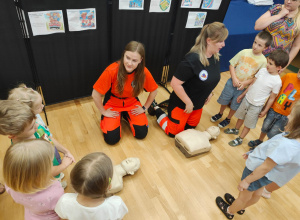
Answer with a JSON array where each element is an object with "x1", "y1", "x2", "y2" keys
[
  {"x1": 181, "y1": 0, "x2": 202, "y2": 8},
  {"x1": 185, "y1": 11, "x2": 207, "y2": 28},
  {"x1": 149, "y1": 0, "x2": 172, "y2": 13},
  {"x1": 201, "y1": 0, "x2": 222, "y2": 10},
  {"x1": 67, "y1": 9, "x2": 96, "y2": 31},
  {"x1": 119, "y1": 0, "x2": 144, "y2": 10},
  {"x1": 28, "y1": 10, "x2": 65, "y2": 36}
]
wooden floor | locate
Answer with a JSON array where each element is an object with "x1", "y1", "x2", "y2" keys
[{"x1": 1, "y1": 70, "x2": 300, "y2": 220}]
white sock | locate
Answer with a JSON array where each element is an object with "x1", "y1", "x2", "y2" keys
[{"x1": 264, "y1": 188, "x2": 271, "y2": 194}]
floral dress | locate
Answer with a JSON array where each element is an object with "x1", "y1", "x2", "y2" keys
[{"x1": 263, "y1": 4, "x2": 298, "y2": 57}]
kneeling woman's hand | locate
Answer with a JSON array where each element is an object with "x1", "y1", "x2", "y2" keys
[
  {"x1": 102, "y1": 107, "x2": 119, "y2": 118},
  {"x1": 184, "y1": 102, "x2": 194, "y2": 114},
  {"x1": 131, "y1": 105, "x2": 145, "y2": 115}
]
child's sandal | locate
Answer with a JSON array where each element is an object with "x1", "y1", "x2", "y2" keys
[
  {"x1": 224, "y1": 193, "x2": 245, "y2": 215},
  {"x1": 216, "y1": 196, "x2": 234, "y2": 219}
]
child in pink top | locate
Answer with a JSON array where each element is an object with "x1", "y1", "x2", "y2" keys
[{"x1": 3, "y1": 139, "x2": 64, "y2": 220}]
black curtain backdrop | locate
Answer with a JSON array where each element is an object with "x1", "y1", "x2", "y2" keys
[
  {"x1": 1, "y1": 0, "x2": 230, "y2": 104},
  {"x1": 110, "y1": 0, "x2": 177, "y2": 82},
  {"x1": 0, "y1": 1, "x2": 35, "y2": 99},
  {"x1": 168, "y1": 0, "x2": 231, "y2": 80},
  {"x1": 21, "y1": 0, "x2": 110, "y2": 104}
]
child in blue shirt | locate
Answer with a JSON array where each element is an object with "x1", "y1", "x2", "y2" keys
[{"x1": 215, "y1": 100, "x2": 300, "y2": 219}]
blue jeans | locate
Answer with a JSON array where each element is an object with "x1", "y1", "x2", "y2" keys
[{"x1": 261, "y1": 108, "x2": 288, "y2": 139}]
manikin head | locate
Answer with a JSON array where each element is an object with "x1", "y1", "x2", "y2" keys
[
  {"x1": 205, "y1": 126, "x2": 220, "y2": 139},
  {"x1": 121, "y1": 157, "x2": 140, "y2": 175}
]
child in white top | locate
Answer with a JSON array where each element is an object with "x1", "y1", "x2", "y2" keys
[
  {"x1": 55, "y1": 152, "x2": 128, "y2": 220},
  {"x1": 3, "y1": 139, "x2": 64, "y2": 220},
  {"x1": 8, "y1": 84, "x2": 75, "y2": 185},
  {"x1": 216, "y1": 100, "x2": 300, "y2": 219},
  {"x1": 224, "y1": 49, "x2": 289, "y2": 147}
]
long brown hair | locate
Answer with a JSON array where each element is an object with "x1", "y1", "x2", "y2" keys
[
  {"x1": 117, "y1": 41, "x2": 146, "y2": 97},
  {"x1": 285, "y1": 100, "x2": 300, "y2": 139},
  {"x1": 189, "y1": 22, "x2": 228, "y2": 66}
]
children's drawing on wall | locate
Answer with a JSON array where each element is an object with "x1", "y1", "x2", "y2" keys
[
  {"x1": 185, "y1": 11, "x2": 207, "y2": 28},
  {"x1": 129, "y1": 0, "x2": 143, "y2": 8},
  {"x1": 119, "y1": 0, "x2": 144, "y2": 10},
  {"x1": 67, "y1": 8, "x2": 96, "y2": 32},
  {"x1": 28, "y1": 10, "x2": 65, "y2": 36},
  {"x1": 45, "y1": 12, "x2": 63, "y2": 30},
  {"x1": 181, "y1": 0, "x2": 202, "y2": 8},
  {"x1": 201, "y1": 0, "x2": 222, "y2": 10},
  {"x1": 149, "y1": 0, "x2": 172, "y2": 13}
]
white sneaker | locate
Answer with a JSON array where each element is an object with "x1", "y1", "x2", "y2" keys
[{"x1": 262, "y1": 188, "x2": 271, "y2": 199}]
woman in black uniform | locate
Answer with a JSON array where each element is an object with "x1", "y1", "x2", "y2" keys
[{"x1": 150, "y1": 22, "x2": 228, "y2": 137}]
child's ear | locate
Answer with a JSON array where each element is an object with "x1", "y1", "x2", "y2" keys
[{"x1": 277, "y1": 66, "x2": 282, "y2": 73}]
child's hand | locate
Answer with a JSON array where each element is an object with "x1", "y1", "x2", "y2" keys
[
  {"x1": 237, "y1": 95, "x2": 243, "y2": 103},
  {"x1": 61, "y1": 156, "x2": 73, "y2": 169},
  {"x1": 232, "y1": 77, "x2": 240, "y2": 87},
  {"x1": 242, "y1": 153, "x2": 248, "y2": 160},
  {"x1": 238, "y1": 179, "x2": 249, "y2": 191},
  {"x1": 65, "y1": 151, "x2": 76, "y2": 163},
  {"x1": 259, "y1": 110, "x2": 267, "y2": 118},
  {"x1": 237, "y1": 81, "x2": 247, "y2": 90}
]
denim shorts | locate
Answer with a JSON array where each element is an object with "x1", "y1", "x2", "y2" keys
[
  {"x1": 261, "y1": 108, "x2": 288, "y2": 139},
  {"x1": 241, "y1": 167, "x2": 272, "y2": 191},
  {"x1": 217, "y1": 78, "x2": 245, "y2": 111}
]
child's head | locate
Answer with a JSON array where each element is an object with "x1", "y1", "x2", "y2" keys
[
  {"x1": 8, "y1": 84, "x2": 44, "y2": 115},
  {"x1": 252, "y1": 31, "x2": 272, "y2": 55},
  {"x1": 267, "y1": 49, "x2": 289, "y2": 73},
  {"x1": 3, "y1": 139, "x2": 54, "y2": 193},
  {"x1": 70, "y1": 152, "x2": 113, "y2": 198},
  {"x1": 0, "y1": 100, "x2": 37, "y2": 139},
  {"x1": 286, "y1": 100, "x2": 300, "y2": 139}
]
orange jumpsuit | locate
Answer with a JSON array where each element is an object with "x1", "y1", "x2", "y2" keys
[{"x1": 93, "y1": 62, "x2": 158, "y2": 145}]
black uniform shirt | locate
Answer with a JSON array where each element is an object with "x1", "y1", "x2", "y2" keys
[{"x1": 169, "y1": 52, "x2": 220, "y2": 110}]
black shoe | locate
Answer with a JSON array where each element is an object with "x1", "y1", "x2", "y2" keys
[
  {"x1": 148, "y1": 100, "x2": 158, "y2": 116},
  {"x1": 216, "y1": 196, "x2": 234, "y2": 219},
  {"x1": 158, "y1": 99, "x2": 169, "y2": 109},
  {"x1": 211, "y1": 113, "x2": 223, "y2": 122},
  {"x1": 224, "y1": 193, "x2": 245, "y2": 215}
]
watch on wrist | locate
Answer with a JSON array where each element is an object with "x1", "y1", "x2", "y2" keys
[{"x1": 142, "y1": 106, "x2": 146, "y2": 111}]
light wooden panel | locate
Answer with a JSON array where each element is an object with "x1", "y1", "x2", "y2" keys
[{"x1": 0, "y1": 70, "x2": 299, "y2": 220}]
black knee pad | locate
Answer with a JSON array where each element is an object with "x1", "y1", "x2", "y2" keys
[
  {"x1": 133, "y1": 124, "x2": 148, "y2": 139},
  {"x1": 155, "y1": 108, "x2": 166, "y2": 118},
  {"x1": 104, "y1": 127, "x2": 121, "y2": 145},
  {"x1": 184, "y1": 124, "x2": 196, "y2": 130}
]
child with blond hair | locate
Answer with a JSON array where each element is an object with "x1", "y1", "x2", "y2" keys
[
  {"x1": 3, "y1": 139, "x2": 64, "y2": 220},
  {"x1": 55, "y1": 152, "x2": 128, "y2": 220},
  {"x1": 0, "y1": 100, "x2": 73, "y2": 187},
  {"x1": 8, "y1": 84, "x2": 75, "y2": 185}
]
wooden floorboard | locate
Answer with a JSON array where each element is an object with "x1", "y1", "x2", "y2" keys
[{"x1": 1, "y1": 70, "x2": 299, "y2": 220}]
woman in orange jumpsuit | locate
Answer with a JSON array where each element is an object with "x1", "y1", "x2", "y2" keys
[{"x1": 92, "y1": 41, "x2": 158, "y2": 145}]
